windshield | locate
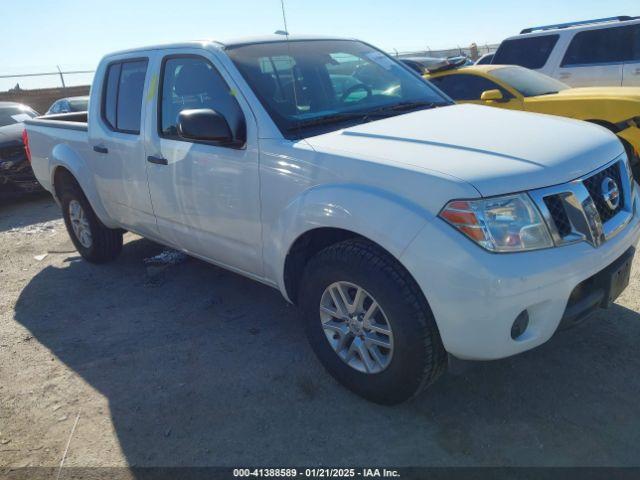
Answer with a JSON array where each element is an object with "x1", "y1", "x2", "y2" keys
[
  {"x1": 491, "y1": 66, "x2": 570, "y2": 97},
  {"x1": 227, "y1": 40, "x2": 451, "y2": 138},
  {"x1": 0, "y1": 105, "x2": 38, "y2": 127}
]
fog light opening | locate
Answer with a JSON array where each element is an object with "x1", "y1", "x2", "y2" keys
[{"x1": 511, "y1": 310, "x2": 530, "y2": 340}]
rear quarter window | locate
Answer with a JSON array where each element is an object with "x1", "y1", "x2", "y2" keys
[
  {"x1": 562, "y1": 25, "x2": 636, "y2": 66},
  {"x1": 493, "y1": 35, "x2": 559, "y2": 69}
]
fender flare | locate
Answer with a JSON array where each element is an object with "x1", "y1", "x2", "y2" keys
[
  {"x1": 49, "y1": 144, "x2": 117, "y2": 229},
  {"x1": 264, "y1": 183, "x2": 433, "y2": 301}
]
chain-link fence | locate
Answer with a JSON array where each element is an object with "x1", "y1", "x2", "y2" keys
[{"x1": 390, "y1": 43, "x2": 500, "y2": 61}]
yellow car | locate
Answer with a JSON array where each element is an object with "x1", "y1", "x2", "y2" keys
[{"x1": 426, "y1": 65, "x2": 640, "y2": 169}]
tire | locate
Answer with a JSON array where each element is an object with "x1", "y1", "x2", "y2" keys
[
  {"x1": 59, "y1": 181, "x2": 123, "y2": 263},
  {"x1": 299, "y1": 238, "x2": 447, "y2": 405}
]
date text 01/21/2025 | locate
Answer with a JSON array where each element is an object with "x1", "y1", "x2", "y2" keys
[{"x1": 232, "y1": 468, "x2": 401, "y2": 477}]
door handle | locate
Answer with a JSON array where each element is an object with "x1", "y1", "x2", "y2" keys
[
  {"x1": 147, "y1": 155, "x2": 168, "y2": 165},
  {"x1": 93, "y1": 145, "x2": 108, "y2": 154}
]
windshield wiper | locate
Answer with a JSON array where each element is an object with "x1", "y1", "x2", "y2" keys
[
  {"x1": 286, "y1": 112, "x2": 370, "y2": 131},
  {"x1": 370, "y1": 100, "x2": 441, "y2": 114},
  {"x1": 288, "y1": 101, "x2": 442, "y2": 132}
]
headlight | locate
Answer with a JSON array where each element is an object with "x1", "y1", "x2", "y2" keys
[{"x1": 439, "y1": 193, "x2": 553, "y2": 252}]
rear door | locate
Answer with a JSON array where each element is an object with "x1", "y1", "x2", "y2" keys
[
  {"x1": 557, "y1": 26, "x2": 635, "y2": 87},
  {"x1": 88, "y1": 54, "x2": 157, "y2": 236},
  {"x1": 622, "y1": 23, "x2": 640, "y2": 86},
  {"x1": 144, "y1": 49, "x2": 263, "y2": 276}
]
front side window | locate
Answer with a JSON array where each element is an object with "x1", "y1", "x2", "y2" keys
[
  {"x1": 493, "y1": 35, "x2": 559, "y2": 69},
  {"x1": 102, "y1": 59, "x2": 148, "y2": 133},
  {"x1": 562, "y1": 26, "x2": 636, "y2": 66},
  {"x1": 429, "y1": 74, "x2": 508, "y2": 101},
  {"x1": 159, "y1": 56, "x2": 245, "y2": 143},
  {"x1": 227, "y1": 40, "x2": 450, "y2": 138},
  {"x1": 491, "y1": 66, "x2": 570, "y2": 97}
]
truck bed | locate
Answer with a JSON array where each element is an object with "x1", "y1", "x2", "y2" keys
[
  {"x1": 24, "y1": 112, "x2": 90, "y2": 193},
  {"x1": 25, "y1": 111, "x2": 88, "y2": 131}
]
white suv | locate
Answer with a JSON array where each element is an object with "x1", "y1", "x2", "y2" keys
[{"x1": 493, "y1": 16, "x2": 640, "y2": 87}]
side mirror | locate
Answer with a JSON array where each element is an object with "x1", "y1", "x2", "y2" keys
[
  {"x1": 480, "y1": 89, "x2": 504, "y2": 102},
  {"x1": 177, "y1": 109, "x2": 233, "y2": 144}
]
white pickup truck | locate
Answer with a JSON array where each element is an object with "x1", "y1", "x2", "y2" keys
[{"x1": 25, "y1": 36, "x2": 640, "y2": 404}]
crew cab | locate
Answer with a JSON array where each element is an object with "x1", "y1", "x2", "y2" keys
[{"x1": 24, "y1": 36, "x2": 640, "y2": 404}]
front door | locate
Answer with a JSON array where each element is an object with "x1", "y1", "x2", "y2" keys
[{"x1": 145, "y1": 51, "x2": 263, "y2": 276}]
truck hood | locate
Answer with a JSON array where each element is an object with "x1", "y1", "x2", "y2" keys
[{"x1": 304, "y1": 104, "x2": 624, "y2": 197}]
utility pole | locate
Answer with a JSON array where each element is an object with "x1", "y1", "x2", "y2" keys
[{"x1": 56, "y1": 65, "x2": 66, "y2": 88}]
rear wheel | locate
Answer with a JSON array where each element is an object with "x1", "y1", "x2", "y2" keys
[
  {"x1": 60, "y1": 182, "x2": 123, "y2": 263},
  {"x1": 299, "y1": 239, "x2": 446, "y2": 405}
]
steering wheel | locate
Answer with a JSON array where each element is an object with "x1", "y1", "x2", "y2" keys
[{"x1": 341, "y1": 83, "x2": 372, "y2": 103}]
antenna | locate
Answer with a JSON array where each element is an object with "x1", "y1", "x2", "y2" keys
[
  {"x1": 279, "y1": 0, "x2": 290, "y2": 37},
  {"x1": 279, "y1": 0, "x2": 301, "y2": 133}
]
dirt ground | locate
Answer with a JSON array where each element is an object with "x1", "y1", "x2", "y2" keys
[{"x1": 1, "y1": 194, "x2": 640, "y2": 471}]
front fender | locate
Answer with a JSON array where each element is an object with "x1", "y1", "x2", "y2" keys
[
  {"x1": 265, "y1": 183, "x2": 432, "y2": 300},
  {"x1": 50, "y1": 144, "x2": 117, "y2": 229}
]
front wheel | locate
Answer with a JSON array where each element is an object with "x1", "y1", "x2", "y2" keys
[
  {"x1": 299, "y1": 239, "x2": 446, "y2": 405},
  {"x1": 60, "y1": 183, "x2": 123, "y2": 263}
]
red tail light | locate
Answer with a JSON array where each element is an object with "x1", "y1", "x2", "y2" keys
[{"x1": 22, "y1": 129, "x2": 31, "y2": 163}]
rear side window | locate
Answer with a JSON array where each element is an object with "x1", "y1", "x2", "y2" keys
[
  {"x1": 102, "y1": 59, "x2": 148, "y2": 134},
  {"x1": 493, "y1": 35, "x2": 559, "y2": 69},
  {"x1": 429, "y1": 74, "x2": 509, "y2": 101},
  {"x1": 562, "y1": 26, "x2": 636, "y2": 66}
]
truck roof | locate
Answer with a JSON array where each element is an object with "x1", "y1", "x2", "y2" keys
[{"x1": 104, "y1": 35, "x2": 354, "y2": 57}]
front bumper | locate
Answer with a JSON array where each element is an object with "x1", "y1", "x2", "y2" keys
[{"x1": 400, "y1": 187, "x2": 640, "y2": 360}]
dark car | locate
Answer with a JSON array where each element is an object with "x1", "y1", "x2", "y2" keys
[
  {"x1": 400, "y1": 56, "x2": 470, "y2": 75},
  {"x1": 45, "y1": 96, "x2": 89, "y2": 115},
  {"x1": 0, "y1": 102, "x2": 41, "y2": 197},
  {"x1": 400, "y1": 56, "x2": 449, "y2": 75}
]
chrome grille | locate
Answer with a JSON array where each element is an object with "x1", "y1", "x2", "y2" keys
[
  {"x1": 543, "y1": 195, "x2": 572, "y2": 237},
  {"x1": 529, "y1": 156, "x2": 634, "y2": 248},
  {"x1": 582, "y1": 162, "x2": 624, "y2": 222}
]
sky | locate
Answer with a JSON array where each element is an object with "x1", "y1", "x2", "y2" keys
[{"x1": 2, "y1": 0, "x2": 638, "y2": 90}]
